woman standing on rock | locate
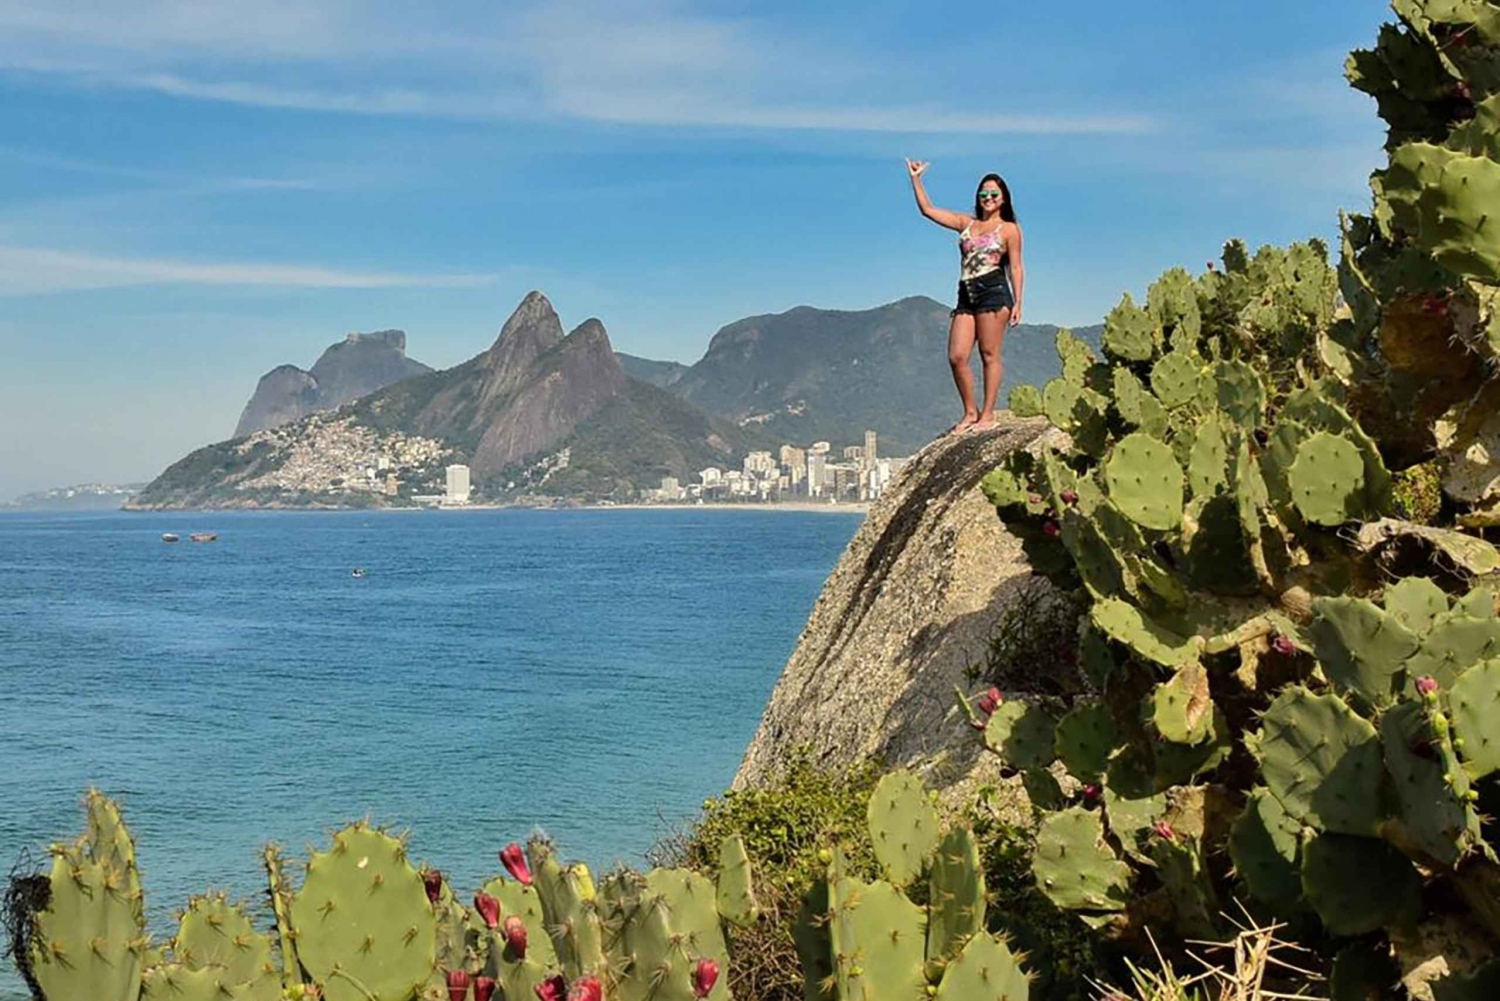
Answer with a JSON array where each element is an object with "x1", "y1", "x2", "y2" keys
[{"x1": 906, "y1": 160, "x2": 1025, "y2": 435}]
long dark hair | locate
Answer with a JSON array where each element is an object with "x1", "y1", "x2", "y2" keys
[{"x1": 973, "y1": 173, "x2": 1017, "y2": 223}]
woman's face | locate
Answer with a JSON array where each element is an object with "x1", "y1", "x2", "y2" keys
[{"x1": 978, "y1": 182, "x2": 1005, "y2": 215}]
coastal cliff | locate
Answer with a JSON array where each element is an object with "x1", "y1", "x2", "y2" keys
[{"x1": 734, "y1": 415, "x2": 1058, "y2": 790}]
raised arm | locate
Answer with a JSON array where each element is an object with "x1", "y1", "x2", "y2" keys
[
  {"x1": 906, "y1": 159, "x2": 969, "y2": 232},
  {"x1": 1006, "y1": 222, "x2": 1025, "y2": 326}
]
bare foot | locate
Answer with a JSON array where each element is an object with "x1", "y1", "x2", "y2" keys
[
  {"x1": 971, "y1": 414, "x2": 999, "y2": 432},
  {"x1": 949, "y1": 415, "x2": 980, "y2": 436}
]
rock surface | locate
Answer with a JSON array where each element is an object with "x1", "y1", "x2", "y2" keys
[
  {"x1": 234, "y1": 330, "x2": 431, "y2": 437},
  {"x1": 734, "y1": 415, "x2": 1055, "y2": 790}
]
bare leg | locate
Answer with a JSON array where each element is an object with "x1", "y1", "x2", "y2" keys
[
  {"x1": 974, "y1": 308, "x2": 1009, "y2": 427},
  {"x1": 947, "y1": 313, "x2": 980, "y2": 433}
]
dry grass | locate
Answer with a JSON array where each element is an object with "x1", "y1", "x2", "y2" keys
[{"x1": 1094, "y1": 906, "x2": 1326, "y2": 1001}]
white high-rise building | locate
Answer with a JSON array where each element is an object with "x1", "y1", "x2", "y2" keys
[
  {"x1": 743, "y1": 451, "x2": 776, "y2": 477},
  {"x1": 445, "y1": 464, "x2": 471, "y2": 503},
  {"x1": 806, "y1": 452, "x2": 828, "y2": 496}
]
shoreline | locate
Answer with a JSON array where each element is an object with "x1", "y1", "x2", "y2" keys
[{"x1": 110, "y1": 501, "x2": 871, "y2": 515}]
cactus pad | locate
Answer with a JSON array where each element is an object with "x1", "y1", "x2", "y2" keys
[
  {"x1": 1254, "y1": 686, "x2": 1386, "y2": 835},
  {"x1": 1105, "y1": 432, "x2": 1185, "y2": 530},
  {"x1": 1052, "y1": 701, "x2": 1118, "y2": 782},
  {"x1": 1206, "y1": 359, "x2": 1267, "y2": 429},
  {"x1": 1289, "y1": 431, "x2": 1367, "y2": 525},
  {"x1": 28, "y1": 842, "x2": 147, "y2": 1001},
  {"x1": 866, "y1": 770, "x2": 941, "y2": 885},
  {"x1": 715, "y1": 833, "x2": 760, "y2": 928},
  {"x1": 1151, "y1": 836, "x2": 1219, "y2": 940},
  {"x1": 1380, "y1": 701, "x2": 1482, "y2": 867},
  {"x1": 1187, "y1": 415, "x2": 1229, "y2": 499},
  {"x1": 1103, "y1": 293, "x2": 1157, "y2": 361},
  {"x1": 983, "y1": 701, "x2": 1057, "y2": 770},
  {"x1": 1111, "y1": 366, "x2": 1168, "y2": 436},
  {"x1": 1451, "y1": 659, "x2": 1500, "y2": 779},
  {"x1": 926, "y1": 826, "x2": 986, "y2": 969},
  {"x1": 1090, "y1": 597, "x2": 1197, "y2": 667},
  {"x1": 1228, "y1": 788, "x2": 1303, "y2": 910},
  {"x1": 1309, "y1": 596, "x2": 1420, "y2": 706},
  {"x1": 1384, "y1": 576, "x2": 1450, "y2": 635},
  {"x1": 932, "y1": 932, "x2": 1029, "y2": 1001},
  {"x1": 289, "y1": 823, "x2": 437, "y2": 1001},
  {"x1": 1151, "y1": 350, "x2": 1201, "y2": 409},
  {"x1": 173, "y1": 892, "x2": 279, "y2": 999},
  {"x1": 1008, "y1": 383, "x2": 1043, "y2": 418},
  {"x1": 141, "y1": 964, "x2": 241, "y2": 1001},
  {"x1": 1301, "y1": 833, "x2": 1421, "y2": 936},
  {"x1": 1032, "y1": 807, "x2": 1131, "y2": 913},
  {"x1": 1148, "y1": 266, "x2": 1202, "y2": 343},
  {"x1": 828, "y1": 876, "x2": 926, "y2": 1001},
  {"x1": 1404, "y1": 610, "x2": 1500, "y2": 691},
  {"x1": 1150, "y1": 661, "x2": 1213, "y2": 745},
  {"x1": 791, "y1": 881, "x2": 832, "y2": 1001}
]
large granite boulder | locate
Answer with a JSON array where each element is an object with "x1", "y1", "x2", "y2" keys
[{"x1": 734, "y1": 415, "x2": 1058, "y2": 792}]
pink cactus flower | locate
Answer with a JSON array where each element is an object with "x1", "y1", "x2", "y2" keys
[
  {"x1": 473, "y1": 977, "x2": 498, "y2": 1001},
  {"x1": 534, "y1": 976, "x2": 567, "y2": 1001},
  {"x1": 473, "y1": 892, "x2": 501, "y2": 930},
  {"x1": 976, "y1": 687, "x2": 1002, "y2": 716},
  {"x1": 423, "y1": 869, "x2": 444, "y2": 905},
  {"x1": 1416, "y1": 675, "x2": 1439, "y2": 698},
  {"x1": 503, "y1": 915, "x2": 528, "y2": 958},
  {"x1": 1152, "y1": 820, "x2": 1176, "y2": 842},
  {"x1": 1270, "y1": 634, "x2": 1295, "y2": 657},
  {"x1": 692, "y1": 958, "x2": 720, "y2": 999},
  {"x1": 446, "y1": 969, "x2": 471, "y2": 1001},
  {"x1": 1060, "y1": 489, "x2": 1079, "y2": 506},
  {"x1": 1042, "y1": 520, "x2": 1060, "y2": 538},
  {"x1": 568, "y1": 976, "x2": 604, "y2": 1001},
  {"x1": 500, "y1": 843, "x2": 533, "y2": 885}
]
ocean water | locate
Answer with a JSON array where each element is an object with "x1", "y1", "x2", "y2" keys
[{"x1": 0, "y1": 508, "x2": 859, "y2": 998}]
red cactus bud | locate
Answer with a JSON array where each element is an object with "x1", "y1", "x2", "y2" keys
[
  {"x1": 1082, "y1": 784, "x2": 1100, "y2": 801},
  {"x1": 1042, "y1": 520, "x2": 1060, "y2": 538},
  {"x1": 447, "y1": 969, "x2": 472, "y2": 1001},
  {"x1": 568, "y1": 976, "x2": 604, "y2": 1001},
  {"x1": 500, "y1": 843, "x2": 533, "y2": 885},
  {"x1": 1060, "y1": 489, "x2": 1079, "y2": 506},
  {"x1": 534, "y1": 976, "x2": 567, "y2": 1001},
  {"x1": 1152, "y1": 820, "x2": 1176, "y2": 842},
  {"x1": 473, "y1": 892, "x2": 500, "y2": 930},
  {"x1": 969, "y1": 719, "x2": 986, "y2": 732},
  {"x1": 503, "y1": 915, "x2": 528, "y2": 958},
  {"x1": 423, "y1": 869, "x2": 443, "y2": 905},
  {"x1": 977, "y1": 687, "x2": 1002, "y2": 716},
  {"x1": 474, "y1": 977, "x2": 498, "y2": 1001},
  {"x1": 1416, "y1": 675, "x2": 1439, "y2": 697},
  {"x1": 692, "y1": 958, "x2": 720, "y2": 999},
  {"x1": 1270, "y1": 633, "x2": 1295, "y2": 657}
]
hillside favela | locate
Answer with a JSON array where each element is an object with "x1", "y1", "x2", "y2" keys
[{"x1": 10, "y1": 3, "x2": 1500, "y2": 1001}]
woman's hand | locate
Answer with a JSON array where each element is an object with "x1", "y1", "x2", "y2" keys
[
  {"x1": 905, "y1": 158, "x2": 929, "y2": 180},
  {"x1": 1010, "y1": 304, "x2": 1023, "y2": 327}
]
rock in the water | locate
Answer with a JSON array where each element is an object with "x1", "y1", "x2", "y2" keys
[{"x1": 735, "y1": 415, "x2": 1056, "y2": 791}]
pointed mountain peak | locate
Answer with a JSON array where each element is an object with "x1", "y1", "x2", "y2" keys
[
  {"x1": 565, "y1": 317, "x2": 610, "y2": 345},
  {"x1": 491, "y1": 291, "x2": 563, "y2": 353}
]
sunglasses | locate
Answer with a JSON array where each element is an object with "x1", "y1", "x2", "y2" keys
[{"x1": 977, "y1": 191, "x2": 1004, "y2": 201}]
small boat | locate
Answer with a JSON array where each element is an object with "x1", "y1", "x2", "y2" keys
[
  {"x1": 189, "y1": 532, "x2": 218, "y2": 543},
  {"x1": 161, "y1": 533, "x2": 180, "y2": 543},
  {"x1": 350, "y1": 567, "x2": 367, "y2": 579}
]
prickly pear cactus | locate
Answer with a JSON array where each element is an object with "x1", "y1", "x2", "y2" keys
[
  {"x1": 1451, "y1": 659, "x2": 1500, "y2": 778},
  {"x1": 1031, "y1": 807, "x2": 1131, "y2": 915},
  {"x1": 828, "y1": 873, "x2": 927, "y2": 1001},
  {"x1": 865, "y1": 770, "x2": 941, "y2": 885},
  {"x1": 172, "y1": 892, "x2": 280, "y2": 1001},
  {"x1": 1253, "y1": 686, "x2": 1386, "y2": 836},
  {"x1": 925, "y1": 827, "x2": 985, "y2": 971},
  {"x1": 288, "y1": 822, "x2": 437, "y2": 1001},
  {"x1": 24, "y1": 792, "x2": 147, "y2": 1001},
  {"x1": 715, "y1": 833, "x2": 760, "y2": 928},
  {"x1": 526, "y1": 838, "x2": 606, "y2": 981},
  {"x1": 932, "y1": 933, "x2": 1029, "y2": 1001}
]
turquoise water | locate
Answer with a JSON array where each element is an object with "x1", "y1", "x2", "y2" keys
[{"x1": 0, "y1": 509, "x2": 859, "y2": 998}]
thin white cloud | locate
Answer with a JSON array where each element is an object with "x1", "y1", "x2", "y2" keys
[
  {"x1": 0, "y1": 0, "x2": 1154, "y2": 136},
  {"x1": 0, "y1": 246, "x2": 496, "y2": 295}
]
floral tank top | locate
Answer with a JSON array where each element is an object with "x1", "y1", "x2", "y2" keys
[{"x1": 959, "y1": 221, "x2": 1007, "y2": 281}]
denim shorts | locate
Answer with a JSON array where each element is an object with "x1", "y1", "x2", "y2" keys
[{"x1": 952, "y1": 270, "x2": 1015, "y2": 317}]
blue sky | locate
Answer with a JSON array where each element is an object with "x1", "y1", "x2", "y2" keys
[{"x1": 2, "y1": 0, "x2": 1388, "y2": 497}]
